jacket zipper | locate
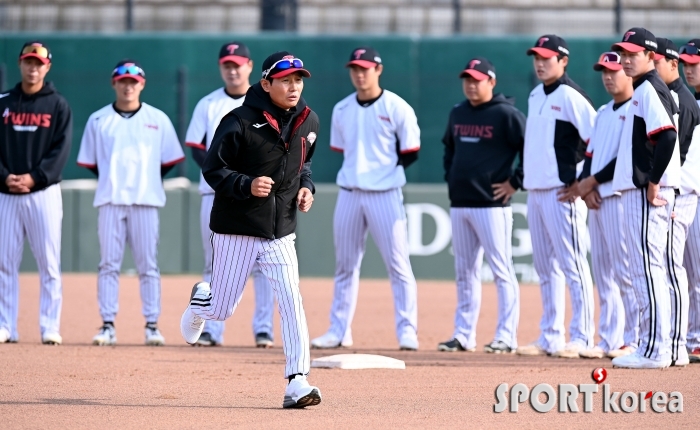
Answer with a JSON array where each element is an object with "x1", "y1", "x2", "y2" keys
[
  {"x1": 299, "y1": 137, "x2": 306, "y2": 173},
  {"x1": 538, "y1": 94, "x2": 549, "y2": 115}
]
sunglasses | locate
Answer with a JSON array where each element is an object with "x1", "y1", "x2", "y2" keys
[
  {"x1": 680, "y1": 45, "x2": 700, "y2": 56},
  {"x1": 112, "y1": 64, "x2": 145, "y2": 78},
  {"x1": 262, "y1": 58, "x2": 303, "y2": 79},
  {"x1": 21, "y1": 45, "x2": 49, "y2": 59},
  {"x1": 598, "y1": 52, "x2": 621, "y2": 64}
]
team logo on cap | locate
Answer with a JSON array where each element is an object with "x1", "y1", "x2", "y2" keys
[
  {"x1": 469, "y1": 59, "x2": 481, "y2": 69},
  {"x1": 537, "y1": 37, "x2": 549, "y2": 47},
  {"x1": 353, "y1": 49, "x2": 366, "y2": 60},
  {"x1": 623, "y1": 31, "x2": 636, "y2": 42},
  {"x1": 226, "y1": 44, "x2": 239, "y2": 54},
  {"x1": 690, "y1": 42, "x2": 696, "y2": 46},
  {"x1": 307, "y1": 132, "x2": 317, "y2": 145},
  {"x1": 282, "y1": 55, "x2": 294, "y2": 60}
]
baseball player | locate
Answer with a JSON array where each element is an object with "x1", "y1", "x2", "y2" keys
[
  {"x1": 609, "y1": 28, "x2": 681, "y2": 369},
  {"x1": 679, "y1": 39, "x2": 700, "y2": 363},
  {"x1": 516, "y1": 35, "x2": 597, "y2": 359},
  {"x1": 574, "y1": 51, "x2": 638, "y2": 360},
  {"x1": 653, "y1": 38, "x2": 700, "y2": 367},
  {"x1": 311, "y1": 47, "x2": 421, "y2": 351},
  {"x1": 77, "y1": 60, "x2": 185, "y2": 347},
  {"x1": 0, "y1": 41, "x2": 72, "y2": 345},
  {"x1": 179, "y1": 52, "x2": 321, "y2": 408},
  {"x1": 438, "y1": 58, "x2": 523, "y2": 354},
  {"x1": 185, "y1": 42, "x2": 275, "y2": 348}
]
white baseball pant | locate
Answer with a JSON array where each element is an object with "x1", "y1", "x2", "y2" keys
[
  {"x1": 450, "y1": 207, "x2": 519, "y2": 350},
  {"x1": 589, "y1": 195, "x2": 639, "y2": 351},
  {"x1": 0, "y1": 184, "x2": 63, "y2": 339},
  {"x1": 622, "y1": 187, "x2": 675, "y2": 361},
  {"x1": 190, "y1": 232, "x2": 310, "y2": 378},
  {"x1": 685, "y1": 198, "x2": 700, "y2": 351},
  {"x1": 666, "y1": 193, "x2": 697, "y2": 361},
  {"x1": 97, "y1": 204, "x2": 160, "y2": 323},
  {"x1": 200, "y1": 194, "x2": 275, "y2": 343},
  {"x1": 527, "y1": 188, "x2": 595, "y2": 353},
  {"x1": 327, "y1": 188, "x2": 418, "y2": 344}
]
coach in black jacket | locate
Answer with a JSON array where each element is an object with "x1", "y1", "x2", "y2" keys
[
  {"x1": 182, "y1": 51, "x2": 322, "y2": 409},
  {"x1": 438, "y1": 57, "x2": 525, "y2": 355}
]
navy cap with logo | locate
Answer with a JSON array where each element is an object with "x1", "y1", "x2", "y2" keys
[
  {"x1": 654, "y1": 38, "x2": 679, "y2": 61},
  {"x1": 346, "y1": 47, "x2": 382, "y2": 68},
  {"x1": 219, "y1": 42, "x2": 251, "y2": 66},
  {"x1": 459, "y1": 57, "x2": 496, "y2": 80},
  {"x1": 679, "y1": 39, "x2": 700, "y2": 65},
  {"x1": 612, "y1": 27, "x2": 658, "y2": 53},
  {"x1": 527, "y1": 35, "x2": 570, "y2": 58},
  {"x1": 19, "y1": 41, "x2": 52, "y2": 64},
  {"x1": 261, "y1": 51, "x2": 311, "y2": 79},
  {"x1": 112, "y1": 60, "x2": 145, "y2": 83},
  {"x1": 593, "y1": 51, "x2": 623, "y2": 71}
]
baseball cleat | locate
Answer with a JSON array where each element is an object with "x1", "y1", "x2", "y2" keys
[
  {"x1": 612, "y1": 352, "x2": 671, "y2": 369},
  {"x1": 93, "y1": 324, "x2": 117, "y2": 346},
  {"x1": 180, "y1": 282, "x2": 209, "y2": 345},
  {"x1": 194, "y1": 332, "x2": 219, "y2": 347},
  {"x1": 399, "y1": 334, "x2": 419, "y2": 351},
  {"x1": 671, "y1": 349, "x2": 689, "y2": 367},
  {"x1": 0, "y1": 327, "x2": 10, "y2": 344},
  {"x1": 689, "y1": 347, "x2": 700, "y2": 363},
  {"x1": 484, "y1": 340, "x2": 514, "y2": 354},
  {"x1": 437, "y1": 338, "x2": 474, "y2": 352},
  {"x1": 311, "y1": 332, "x2": 353, "y2": 349},
  {"x1": 551, "y1": 342, "x2": 583, "y2": 359},
  {"x1": 41, "y1": 332, "x2": 62, "y2": 345},
  {"x1": 606, "y1": 345, "x2": 636, "y2": 359},
  {"x1": 579, "y1": 346, "x2": 605, "y2": 359},
  {"x1": 516, "y1": 342, "x2": 547, "y2": 356},
  {"x1": 283, "y1": 375, "x2": 322, "y2": 409},
  {"x1": 145, "y1": 324, "x2": 165, "y2": 346},
  {"x1": 255, "y1": 332, "x2": 273, "y2": 348}
]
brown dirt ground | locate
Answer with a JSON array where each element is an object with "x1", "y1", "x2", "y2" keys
[{"x1": 0, "y1": 274, "x2": 697, "y2": 429}]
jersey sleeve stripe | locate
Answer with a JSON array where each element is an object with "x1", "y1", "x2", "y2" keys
[
  {"x1": 77, "y1": 161, "x2": 97, "y2": 168},
  {"x1": 330, "y1": 146, "x2": 344, "y2": 153},
  {"x1": 585, "y1": 151, "x2": 593, "y2": 158},
  {"x1": 647, "y1": 125, "x2": 676, "y2": 142},
  {"x1": 162, "y1": 156, "x2": 185, "y2": 167},
  {"x1": 185, "y1": 141, "x2": 206, "y2": 150},
  {"x1": 399, "y1": 147, "x2": 420, "y2": 154}
]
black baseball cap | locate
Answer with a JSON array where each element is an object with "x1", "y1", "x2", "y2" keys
[
  {"x1": 219, "y1": 42, "x2": 251, "y2": 66},
  {"x1": 654, "y1": 38, "x2": 680, "y2": 61},
  {"x1": 612, "y1": 27, "x2": 658, "y2": 53},
  {"x1": 459, "y1": 57, "x2": 496, "y2": 80},
  {"x1": 527, "y1": 35, "x2": 569, "y2": 58},
  {"x1": 112, "y1": 60, "x2": 145, "y2": 83},
  {"x1": 346, "y1": 47, "x2": 382, "y2": 68},
  {"x1": 19, "y1": 41, "x2": 51, "y2": 64},
  {"x1": 261, "y1": 51, "x2": 310, "y2": 79},
  {"x1": 679, "y1": 39, "x2": 700, "y2": 64},
  {"x1": 593, "y1": 51, "x2": 623, "y2": 71}
]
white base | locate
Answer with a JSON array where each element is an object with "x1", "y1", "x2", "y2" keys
[{"x1": 311, "y1": 354, "x2": 405, "y2": 370}]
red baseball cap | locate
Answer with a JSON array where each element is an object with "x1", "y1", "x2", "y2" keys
[
  {"x1": 593, "y1": 52, "x2": 623, "y2": 71},
  {"x1": 219, "y1": 42, "x2": 251, "y2": 66},
  {"x1": 19, "y1": 41, "x2": 51, "y2": 64},
  {"x1": 612, "y1": 27, "x2": 658, "y2": 53},
  {"x1": 527, "y1": 35, "x2": 569, "y2": 59},
  {"x1": 346, "y1": 47, "x2": 382, "y2": 69},
  {"x1": 679, "y1": 39, "x2": 700, "y2": 64},
  {"x1": 459, "y1": 57, "x2": 496, "y2": 80}
]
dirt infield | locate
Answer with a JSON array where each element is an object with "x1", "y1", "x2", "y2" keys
[{"x1": 1, "y1": 274, "x2": 697, "y2": 429}]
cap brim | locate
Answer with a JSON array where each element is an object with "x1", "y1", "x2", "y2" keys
[
  {"x1": 346, "y1": 60, "x2": 378, "y2": 68},
  {"x1": 526, "y1": 47, "x2": 560, "y2": 58},
  {"x1": 680, "y1": 54, "x2": 700, "y2": 64},
  {"x1": 219, "y1": 55, "x2": 250, "y2": 66},
  {"x1": 612, "y1": 42, "x2": 646, "y2": 53},
  {"x1": 459, "y1": 69, "x2": 490, "y2": 80},
  {"x1": 19, "y1": 53, "x2": 50, "y2": 64},
  {"x1": 113, "y1": 74, "x2": 145, "y2": 83},
  {"x1": 593, "y1": 62, "x2": 623, "y2": 71},
  {"x1": 653, "y1": 53, "x2": 666, "y2": 61},
  {"x1": 269, "y1": 68, "x2": 311, "y2": 79}
]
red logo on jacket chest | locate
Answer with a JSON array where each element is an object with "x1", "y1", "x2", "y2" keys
[
  {"x1": 453, "y1": 124, "x2": 493, "y2": 138},
  {"x1": 3, "y1": 110, "x2": 52, "y2": 127}
]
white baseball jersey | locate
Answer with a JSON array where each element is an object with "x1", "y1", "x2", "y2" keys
[
  {"x1": 330, "y1": 90, "x2": 420, "y2": 191},
  {"x1": 587, "y1": 100, "x2": 631, "y2": 198},
  {"x1": 77, "y1": 103, "x2": 184, "y2": 207},
  {"x1": 185, "y1": 88, "x2": 246, "y2": 195},
  {"x1": 679, "y1": 113, "x2": 700, "y2": 195},
  {"x1": 686, "y1": 98, "x2": 700, "y2": 351}
]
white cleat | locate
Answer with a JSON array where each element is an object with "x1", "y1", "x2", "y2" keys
[
  {"x1": 0, "y1": 327, "x2": 10, "y2": 344},
  {"x1": 180, "y1": 282, "x2": 209, "y2": 345},
  {"x1": 672, "y1": 349, "x2": 689, "y2": 367},
  {"x1": 612, "y1": 351, "x2": 671, "y2": 369},
  {"x1": 516, "y1": 342, "x2": 547, "y2": 356},
  {"x1": 145, "y1": 325, "x2": 165, "y2": 346},
  {"x1": 93, "y1": 324, "x2": 117, "y2": 346},
  {"x1": 579, "y1": 346, "x2": 605, "y2": 359},
  {"x1": 311, "y1": 332, "x2": 353, "y2": 349},
  {"x1": 283, "y1": 375, "x2": 322, "y2": 409},
  {"x1": 551, "y1": 342, "x2": 584, "y2": 359},
  {"x1": 399, "y1": 334, "x2": 419, "y2": 351},
  {"x1": 42, "y1": 332, "x2": 62, "y2": 345},
  {"x1": 606, "y1": 345, "x2": 636, "y2": 359}
]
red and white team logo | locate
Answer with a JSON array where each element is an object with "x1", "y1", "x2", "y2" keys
[
  {"x1": 623, "y1": 31, "x2": 636, "y2": 41},
  {"x1": 537, "y1": 37, "x2": 549, "y2": 47},
  {"x1": 282, "y1": 55, "x2": 294, "y2": 60},
  {"x1": 469, "y1": 59, "x2": 481, "y2": 69},
  {"x1": 353, "y1": 49, "x2": 366, "y2": 60},
  {"x1": 227, "y1": 44, "x2": 239, "y2": 54}
]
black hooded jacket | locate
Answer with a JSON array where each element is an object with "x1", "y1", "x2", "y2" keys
[
  {"x1": 442, "y1": 93, "x2": 526, "y2": 207},
  {"x1": 203, "y1": 82, "x2": 318, "y2": 239},
  {"x1": 0, "y1": 82, "x2": 73, "y2": 194}
]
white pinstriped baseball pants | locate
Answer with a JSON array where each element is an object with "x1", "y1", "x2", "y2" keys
[
  {"x1": 190, "y1": 232, "x2": 310, "y2": 378},
  {"x1": 685, "y1": 198, "x2": 700, "y2": 351},
  {"x1": 666, "y1": 193, "x2": 697, "y2": 361},
  {"x1": 622, "y1": 187, "x2": 674, "y2": 361},
  {"x1": 97, "y1": 204, "x2": 160, "y2": 323},
  {"x1": 328, "y1": 188, "x2": 418, "y2": 343},
  {"x1": 0, "y1": 184, "x2": 63, "y2": 339},
  {"x1": 527, "y1": 188, "x2": 595, "y2": 353},
  {"x1": 450, "y1": 207, "x2": 520, "y2": 350},
  {"x1": 200, "y1": 194, "x2": 275, "y2": 343},
  {"x1": 589, "y1": 195, "x2": 638, "y2": 351}
]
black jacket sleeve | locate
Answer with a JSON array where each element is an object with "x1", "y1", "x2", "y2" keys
[
  {"x1": 649, "y1": 129, "x2": 678, "y2": 184},
  {"x1": 191, "y1": 145, "x2": 207, "y2": 169},
  {"x1": 507, "y1": 108, "x2": 526, "y2": 190},
  {"x1": 202, "y1": 114, "x2": 254, "y2": 200},
  {"x1": 578, "y1": 154, "x2": 592, "y2": 181},
  {"x1": 442, "y1": 114, "x2": 454, "y2": 182},
  {"x1": 30, "y1": 99, "x2": 73, "y2": 189},
  {"x1": 398, "y1": 150, "x2": 418, "y2": 169},
  {"x1": 593, "y1": 158, "x2": 617, "y2": 184}
]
